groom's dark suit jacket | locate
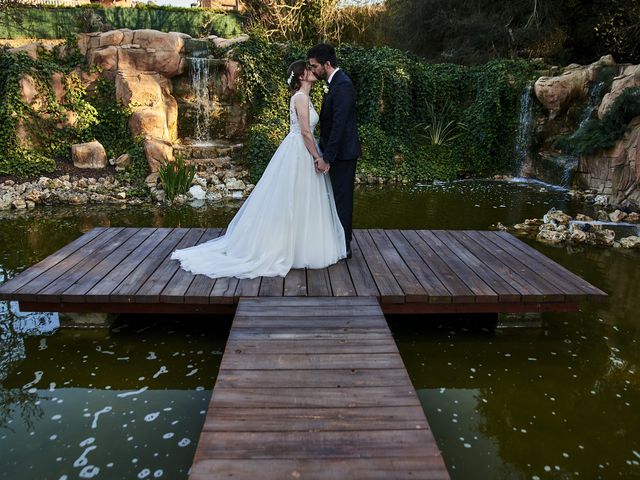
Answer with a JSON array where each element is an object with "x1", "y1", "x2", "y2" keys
[{"x1": 319, "y1": 69, "x2": 361, "y2": 163}]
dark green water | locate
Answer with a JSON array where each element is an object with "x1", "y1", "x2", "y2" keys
[{"x1": 1, "y1": 180, "x2": 638, "y2": 479}]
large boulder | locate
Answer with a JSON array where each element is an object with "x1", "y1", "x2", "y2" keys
[
  {"x1": 129, "y1": 109, "x2": 168, "y2": 139},
  {"x1": 133, "y1": 30, "x2": 187, "y2": 54},
  {"x1": 143, "y1": 138, "x2": 174, "y2": 172},
  {"x1": 89, "y1": 45, "x2": 118, "y2": 73},
  {"x1": 8, "y1": 43, "x2": 40, "y2": 60},
  {"x1": 116, "y1": 71, "x2": 164, "y2": 107},
  {"x1": 534, "y1": 55, "x2": 616, "y2": 120},
  {"x1": 83, "y1": 29, "x2": 188, "y2": 78},
  {"x1": 116, "y1": 72, "x2": 177, "y2": 142},
  {"x1": 598, "y1": 65, "x2": 640, "y2": 118},
  {"x1": 535, "y1": 67, "x2": 591, "y2": 119},
  {"x1": 19, "y1": 75, "x2": 38, "y2": 106},
  {"x1": 72, "y1": 141, "x2": 108, "y2": 169}
]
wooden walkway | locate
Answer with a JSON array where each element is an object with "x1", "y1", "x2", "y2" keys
[
  {"x1": 0, "y1": 227, "x2": 606, "y2": 314},
  {"x1": 189, "y1": 297, "x2": 449, "y2": 480}
]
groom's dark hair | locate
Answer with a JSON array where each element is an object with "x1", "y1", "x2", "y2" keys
[{"x1": 307, "y1": 43, "x2": 337, "y2": 67}]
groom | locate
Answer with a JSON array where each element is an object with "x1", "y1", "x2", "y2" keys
[{"x1": 307, "y1": 43, "x2": 361, "y2": 259}]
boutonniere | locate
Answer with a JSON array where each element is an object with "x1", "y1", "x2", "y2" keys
[{"x1": 323, "y1": 84, "x2": 329, "y2": 94}]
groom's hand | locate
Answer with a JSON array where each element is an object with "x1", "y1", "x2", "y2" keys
[{"x1": 315, "y1": 157, "x2": 330, "y2": 174}]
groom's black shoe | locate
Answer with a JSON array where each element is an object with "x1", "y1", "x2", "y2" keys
[{"x1": 346, "y1": 247, "x2": 352, "y2": 259}]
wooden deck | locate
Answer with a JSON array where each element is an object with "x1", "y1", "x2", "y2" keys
[
  {"x1": 189, "y1": 297, "x2": 449, "y2": 480},
  {"x1": 0, "y1": 227, "x2": 607, "y2": 314}
]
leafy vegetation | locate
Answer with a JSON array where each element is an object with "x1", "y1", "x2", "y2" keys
[
  {"x1": 159, "y1": 155, "x2": 195, "y2": 202},
  {"x1": 350, "y1": 0, "x2": 640, "y2": 65},
  {"x1": 242, "y1": 0, "x2": 376, "y2": 44},
  {"x1": 233, "y1": 36, "x2": 537, "y2": 183},
  {"x1": 0, "y1": 38, "x2": 149, "y2": 191}
]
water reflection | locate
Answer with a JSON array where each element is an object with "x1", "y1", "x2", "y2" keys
[
  {"x1": 0, "y1": 181, "x2": 638, "y2": 479},
  {"x1": 0, "y1": 314, "x2": 229, "y2": 479}
]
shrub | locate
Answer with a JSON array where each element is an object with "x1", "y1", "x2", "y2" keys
[{"x1": 555, "y1": 87, "x2": 640, "y2": 155}]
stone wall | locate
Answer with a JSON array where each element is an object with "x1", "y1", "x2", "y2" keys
[{"x1": 574, "y1": 118, "x2": 640, "y2": 209}]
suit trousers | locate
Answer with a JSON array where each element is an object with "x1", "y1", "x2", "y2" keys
[{"x1": 328, "y1": 158, "x2": 357, "y2": 247}]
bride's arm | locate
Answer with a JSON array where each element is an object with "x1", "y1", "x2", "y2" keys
[{"x1": 294, "y1": 94, "x2": 323, "y2": 162}]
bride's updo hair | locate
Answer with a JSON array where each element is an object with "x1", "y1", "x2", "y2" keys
[{"x1": 287, "y1": 60, "x2": 307, "y2": 92}]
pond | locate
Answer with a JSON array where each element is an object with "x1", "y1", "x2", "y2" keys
[{"x1": 1, "y1": 179, "x2": 638, "y2": 479}]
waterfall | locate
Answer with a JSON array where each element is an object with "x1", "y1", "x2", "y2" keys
[
  {"x1": 188, "y1": 54, "x2": 212, "y2": 145},
  {"x1": 577, "y1": 81, "x2": 605, "y2": 130},
  {"x1": 514, "y1": 84, "x2": 534, "y2": 176}
]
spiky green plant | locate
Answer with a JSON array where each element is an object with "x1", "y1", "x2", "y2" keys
[
  {"x1": 414, "y1": 101, "x2": 467, "y2": 147},
  {"x1": 158, "y1": 155, "x2": 196, "y2": 202}
]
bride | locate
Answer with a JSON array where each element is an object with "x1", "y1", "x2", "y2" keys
[{"x1": 170, "y1": 60, "x2": 346, "y2": 279}]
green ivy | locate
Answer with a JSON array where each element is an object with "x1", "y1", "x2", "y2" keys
[
  {"x1": 233, "y1": 36, "x2": 537, "y2": 183},
  {"x1": 0, "y1": 38, "x2": 148, "y2": 191},
  {"x1": 116, "y1": 139, "x2": 151, "y2": 199}
]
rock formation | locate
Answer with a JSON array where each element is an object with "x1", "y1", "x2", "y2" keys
[{"x1": 532, "y1": 55, "x2": 640, "y2": 211}]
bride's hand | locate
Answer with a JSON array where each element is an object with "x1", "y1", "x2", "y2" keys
[{"x1": 315, "y1": 157, "x2": 330, "y2": 175}]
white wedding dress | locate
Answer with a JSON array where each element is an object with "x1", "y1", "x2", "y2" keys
[{"x1": 170, "y1": 91, "x2": 346, "y2": 279}]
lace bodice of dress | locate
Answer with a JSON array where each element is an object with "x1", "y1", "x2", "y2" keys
[{"x1": 289, "y1": 91, "x2": 319, "y2": 134}]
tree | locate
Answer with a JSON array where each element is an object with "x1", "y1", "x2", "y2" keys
[
  {"x1": 383, "y1": 0, "x2": 562, "y2": 64},
  {"x1": 381, "y1": 0, "x2": 640, "y2": 65},
  {"x1": 242, "y1": 0, "x2": 373, "y2": 44}
]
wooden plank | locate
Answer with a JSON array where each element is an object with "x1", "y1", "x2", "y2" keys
[
  {"x1": 456, "y1": 231, "x2": 565, "y2": 302},
  {"x1": 401, "y1": 230, "x2": 475, "y2": 303},
  {"x1": 231, "y1": 315, "x2": 386, "y2": 329},
  {"x1": 418, "y1": 230, "x2": 498, "y2": 302},
  {"x1": 327, "y1": 261, "x2": 356, "y2": 297},
  {"x1": 432, "y1": 230, "x2": 521, "y2": 302},
  {"x1": 237, "y1": 297, "x2": 379, "y2": 308},
  {"x1": 283, "y1": 269, "x2": 307, "y2": 296},
  {"x1": 258, "y1": 275, "x2": 284, "y2": 296},
  {"x1": 345, "y1": 233, "x2": 380, "y2": 297},
  {"x1": 60, "y1": 228, "x2": 154, "y2": 302},
  {"x1": 382, "y1": 301, "x2": 579, "y2": 315},
  {"x1": 135, "y1": 228, "x2": 207, "y2": 303},
  {"x1": 109, "y1": 228, "x2": 189, "y2": 303},
  {"x1": 202, "y1": 406, "x2": 429, "y2": 432},
  {"x1": 194, "y1": 430, "x2": 439, "y2": 460},
  {"x1": 478, "y1": 231, "x2": 591, "y2": 299},
  {"x1": 306, "y1": 268, "x2": 331, "y2": 296},
  {"x1": 353, "y1": 230, "x2": 404, "y2": 303},
  {"x1": 234, "y1": 277, "x2": 261, "y2": 300},
  {"x1": 209, "y1": 386, "x2": 421, "y2": 408},
  {"x1": 14, "y1": 227, "x2": 125, "y2": 301},
  {"x1": 190, "y1": 458, "x2": 449, "y2": 480},
  {"x1": 0, "y1": 227, "x2": 108, "y2": 298},
  {"x1": 210, "y1": 277, "x2": 239, "y2": 304},
  {"x1": 85, "y1": 228, "x2": 172, "y2": 302},
  {"x1": 215, "y1": 368, "x2": 411, "y2": 389},
  {"x1": 386, "y1": 229, "x2": 452, "y2": 303},
  {"x1": 369, "y1": 229, "x2": 428, "y2": 301},
  {"x1": 224, "y1": 337, "x2": 398, "y2": 354},
  {"x1": 234, "y1": 305, "x2": 383, "y2": 317},
  {"x1": 228, "y1": 327, "x2": 392, "y2": 340},
  {"x1": 160, "y1": 229, "x2": 221, "y2": 304},
  {"x1": 220, "y1": 352, "x2": 404, "y2": 370},
  {"x1": 488, "y1": 231, "x2": 607, "y2": 299},
  {"x1": 36, "y1": 228, "x2": 139, "y2": 303},
  {"x1": 184, "y1": 228, "x2": 225, "y2": 304}
]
